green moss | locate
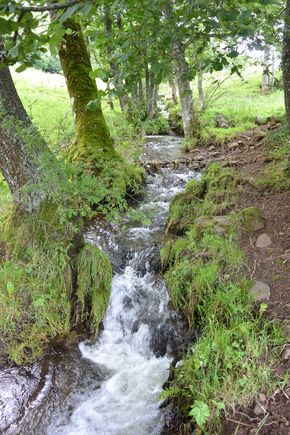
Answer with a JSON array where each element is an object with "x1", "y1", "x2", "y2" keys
[
  {"x1": 75, "y1": 244, "x2": 112, "y2": 334},
  {"x1": 238, "y1": 207, "x2": 265, "y2": 232},
  {"x1": 58, "y1": 18, "x2": 118, "y2": 168}
]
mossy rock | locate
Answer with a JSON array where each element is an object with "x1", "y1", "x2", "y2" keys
[
  {"x1": 194, "y1": 215, "x2": 237, "y2": 238},
  {"x1": 239, "y1": 207, "x2": 265, "y2": 232},
  {"x1": 166, "y1": 179, "x2": 206, "y2": 235}
]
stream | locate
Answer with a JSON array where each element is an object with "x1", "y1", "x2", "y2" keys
[{"x1": 0, "y1": 136, "x2": 198, "y2": 435}]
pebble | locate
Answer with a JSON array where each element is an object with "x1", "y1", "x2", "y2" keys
[
  {"x1": 256, "y1": 233, "x2": 272, "y2": 248},
  {"x1": 249, "y1": 280, "x2": 271, "y2": 301}
]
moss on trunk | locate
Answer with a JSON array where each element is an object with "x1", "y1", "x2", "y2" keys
[{"x1": 58, "y1": 19, "x2": 118, "y2": 168}]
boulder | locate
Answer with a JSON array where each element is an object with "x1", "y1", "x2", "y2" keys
[
  {"x1": 215, "y1": 114, "x2": 230, "y2": 129},
  {"x1": 249, "y1": 280, "x2": 271, "y2": 301},
  {"x1": 256, "y1": 233, "x2": 272, "y2": 249}
]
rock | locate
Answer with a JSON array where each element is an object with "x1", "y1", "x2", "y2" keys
[
  {"x1": 208, "y1": 145, "x2": 216, "y2": 151},
  {"x1": 281, "y1": 321, "x2": 290, "y2": 341},
  {"x1": 215, "y1": 114, "x2": 230, "y2": 129},
  {"x1": 240, "y1": 207, "x2": 265, "y2": 232},
  {"x1": 256, "y1": 233, "x2": 272, "y2": 249},
  {"x1": 255, "y1": 116, "x2": 263, "y2": 126},
  {"x1": 194, "y1": 215, "x2": 236, "y2": 237},
  {"x1": 249, "y1": 280, "x2": 271, "y2": 301},
  {"x1": 253, "y1": 403, "x2": 265, "y2": 416},
  {"x1": 228, "y1": 142, "x2": 239, "y2": 150},
  {"x1": 193, "y1": 154, "x2": 206, "y2": 161},
  {"x1": 282, "y1": 347, "x2": 290, "y2": 360}
]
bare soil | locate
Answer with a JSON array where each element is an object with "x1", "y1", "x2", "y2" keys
[{"x1": 199, "y1": 122, "x2": 290, "y2": 434}]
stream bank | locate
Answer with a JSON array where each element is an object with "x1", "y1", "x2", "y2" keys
[{"x1": 161, "y1": 122, "x2": 290, "y2": 434}]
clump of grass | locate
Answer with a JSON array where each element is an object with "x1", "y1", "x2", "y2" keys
[
  {"x1": 256, "y1": 125, "x2": 290, "y2": 192},
  {"x1": 161, "y1": 164, "x2": 285, "y2": 431},
  {"x1": 76, "y1": 244, "x2": 112, "y2": 335}
]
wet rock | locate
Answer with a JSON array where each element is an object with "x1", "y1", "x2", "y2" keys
[
  {"x1": 249, "y1": 280, "x2": 271, "y2": 301},
  {"x1": 215, "y1": 114, "x2": 230, "y2": 128},
  {"x1": 256, "y1": 233, "x2": 272, "y2": 248},
  {"x1": 239, "y1": 207, "x2": 265, "y2": 232}
]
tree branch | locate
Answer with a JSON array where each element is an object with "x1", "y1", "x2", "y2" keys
[{"x1": 15, "y1": 0, "x2": 85, "y2": 13}]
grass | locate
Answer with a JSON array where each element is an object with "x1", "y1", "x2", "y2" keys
[
  {"x1": 256, "y1": 125, "x2": 290, "y2": 192},
  {"x1": 161, "y1": 163, "x2": 286, "y2": 431},
  {"x1": 201, "y1": 71, "x2": 284, "y2": 139}
]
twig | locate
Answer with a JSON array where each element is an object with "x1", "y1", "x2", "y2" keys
[{"x1": 226, "y1": 418, "x2": 252, "y2": 427}]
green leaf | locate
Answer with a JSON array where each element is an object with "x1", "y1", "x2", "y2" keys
[
  {"x1": 60, "y1": 4, "x2": 81, "y2": 23},
  {"x1": 15, "y1": 64, "x2": 28, "y2": 73},
  {"x1": 6, "y1": 281, "x2": 15, "y2": 296},
  {"x1": 33, "y1": 296, "x2": 46, "y2": 307},
  {"x1": 86, "y1": 99, "x2": 100, "y2": 112},
  {"x1": 189, "y1": 401, "x2": 210, "y2": 427},
  {"x1": 0, "y1": 17, "x2": 17, "y2": 35},
  {"x1": 89, "y1": 69, "x2": 107, "y2": 81}
]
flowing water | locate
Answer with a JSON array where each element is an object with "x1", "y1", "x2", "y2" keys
[{"x1": 0, "y1": 136, "x2": 198, "y2": 435}]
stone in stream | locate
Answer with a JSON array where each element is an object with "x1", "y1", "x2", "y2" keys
[
  {"x1": 249, "y1": 280, "x2": 271, "y2": 301},
  {"x1": 256, "y1": 233, "x2": 272, "y2": 248}
]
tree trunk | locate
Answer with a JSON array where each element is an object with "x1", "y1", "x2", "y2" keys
[
  {"x1": 0, "y1": 66, "x2": 51, "y2": 212},
  {"x1": 283, "y1": 0, "x2": 290, "y2": 133},
  {"x1": 106, "y1": 83, "x2": 114, "y2": 111},
  {"x1": 197, "y1": 70, "x2": 205, "y2": 111},
  {"x1": 172, "y1": 39, "x2": 200, "y2": 139},
  {"x1": 58, "y1": 18, "x2": 117, "y2": 166},
  {"x1": 262, "y1": 46, "x2": 270, "y2": 94},
  {"x1": 103, "y1": 7, "x2": 129, "y2": 114},
  {"x1": 270, "y1": 47, "x2": 275, "y2": 90},
  {"x1": 169, "y1": 77, "x2": 178, "y2": 104}
]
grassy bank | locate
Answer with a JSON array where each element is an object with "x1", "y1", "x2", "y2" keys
[{"x1": 161, "y1": 163, "x2": 285, "y2": 431}]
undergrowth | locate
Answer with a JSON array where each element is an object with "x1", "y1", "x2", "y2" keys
[
  {"x1": 256, "y1": 125, "x2": 290, "y2": 192},
  {"x1": 161, "y1": 163, "x2": 285, "y2": 431}
]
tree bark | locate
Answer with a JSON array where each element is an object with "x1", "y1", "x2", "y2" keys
[
  {"x1": 169, "y1": 77, "x2": 178, "y2": 104},
  {"x1": 283, "y1": 0, "x2": 290, "y2": 133},
  {"x1": 58, "y1": 18, "x2": 117, "y2": 165},
  {"x1": 197, "y1": 70, "x2": 205, "y2": 111},
  {"x1": 262, "y1": 46, "x2": 270, "y2": 94},
  {"x1": 172, "y1": 39, "x2": 200, "y2": 139},
  {"x1": 165, "y1": 0, "x2": 200, "y2": 141},
  {"x1": 0, "y1": 66, "x2": 51, "y2": 212}
]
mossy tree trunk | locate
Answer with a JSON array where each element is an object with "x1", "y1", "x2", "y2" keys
[
  {"x1": 58, "y1": 18, "x2": 118, "y2": 167},
  {"x1": 0, "y1": 65, "x2": 54, "y2": 212}
]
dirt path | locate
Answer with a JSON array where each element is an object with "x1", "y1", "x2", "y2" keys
[{"x1": 200, "y1": 122, "x2": 290, "y2": 434}]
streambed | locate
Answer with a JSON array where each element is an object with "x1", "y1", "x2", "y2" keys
[{"x1": 0, "y1": 136, "x2": 198, "y2": 435}]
